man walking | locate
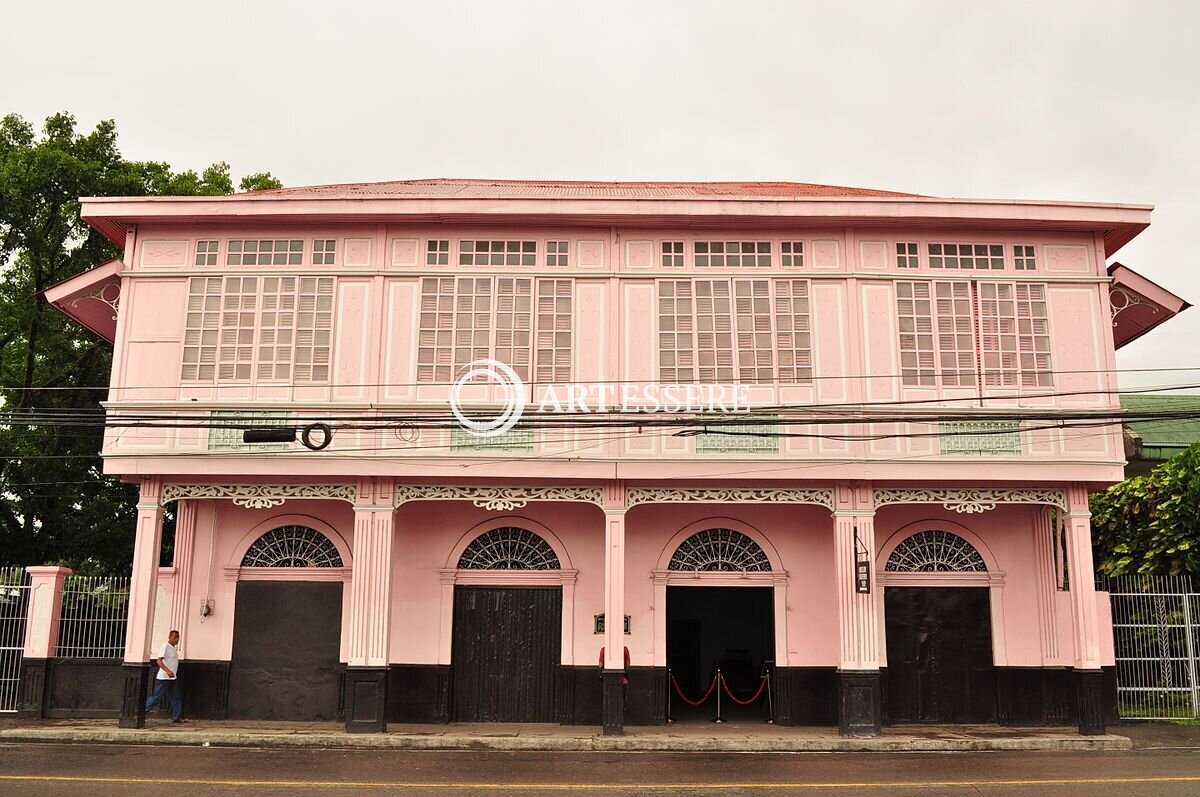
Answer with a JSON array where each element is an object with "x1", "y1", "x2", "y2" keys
[{"x1": 145, "y1": 629, "x2": 185, "y2": 723}]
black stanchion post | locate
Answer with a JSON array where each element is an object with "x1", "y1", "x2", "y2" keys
[
  {"x1": 666, "y1": 668, "x2": 673, "y2": 723},
  {"x1": 713, "y1": 668, "x2": 725, "y2": 724},
  {"x1": 764, "y1": 668, "x2": 774, "y2": 724}
]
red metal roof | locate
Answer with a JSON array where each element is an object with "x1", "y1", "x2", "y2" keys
[{"x1": 242, "y1": 178, "x2": 922, "y2": 200}]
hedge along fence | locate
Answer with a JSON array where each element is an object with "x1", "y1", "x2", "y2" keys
[{"x1": 56, "y1": 575, "x2": 131, "y2": 659}]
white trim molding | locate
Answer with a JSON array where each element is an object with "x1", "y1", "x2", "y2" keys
[
  {"x1": 627, "y1": 487, "x2": 834, "y2": 509},
  {"x1": 160, "y1": 483, "x2": 358, "y2": 509},
  {"x1": 393, "y1": 485, "x2": 604, "y2": 510},
  {"x1": 872, "y1": 487, "x2": 1067, "y2": 514}
]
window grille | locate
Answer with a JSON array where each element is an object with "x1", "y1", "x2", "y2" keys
[
  {"x1": 195, "y1": 240, "x2": 219, "y2": 266},
  {"x1": 939, "y1": 421, "x2": 1021, "y2": 455},
  {"x1": 694, "y1": 241, "x2": 772, "y2": 268},
  {"x1": 546, "y1": 240, "x2": 569, "y2": 267},
  {"x1": 694, "y1": 415, "x2": 780, "y2": 454},
  {"x1": 208, "y1": 411, "x2": 292, "y2": 451},
  {"x1": 227, "y1": 240, "x2": 304, "y2": 266},
  {"x1": 1014, "y1": 244, "x2": 1037, "y2": 271},
  {"x1": 885, "y1": 529, "x2": 987, "y2": 572},
  {"x1": 896, "y1": 242, "x2": 919, "y2": 269},
  {"x1": 457, "y1": 526, "x2": 560, "y2": 570},
  {"x1": 313, "y1": 239, "x2": 336, "y2": 265},
  {"x1": 668, "y1": 528, "x2": 771, "y2": 572},
  {"x1": 781, "y1": 241, "x2": 804, "y2": 268},
  {"x1": 427, "y1": 239, "x2": 450, "y2": 265},
  {"x1": 242, "y1": 525, "x2": 343, "y2": 568},
  {"x1": 449, "y1": 425, "x2": 534, "y2": 452},
  {"x1": 928, "y1": 243, "x2": 1004, "y2": 270},
  {"x1": 459, "y1": 240, "x2": 537, "y2": 266},
  {"x1": 661, "y1": 241, "x2": 684, "y2": 267}
]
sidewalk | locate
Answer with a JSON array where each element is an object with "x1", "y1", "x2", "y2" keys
[{"x1": 0, "y1": 718, "x2": 1136, "y2": 752}]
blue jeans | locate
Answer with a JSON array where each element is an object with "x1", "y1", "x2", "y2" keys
[{"x1": 145, "y1": 678, "x2": 182, "y2": 721}]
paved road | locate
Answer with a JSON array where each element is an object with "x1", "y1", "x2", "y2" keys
[{"x1": 1, "y1": 744, "x2": 1198, "y2": 796}]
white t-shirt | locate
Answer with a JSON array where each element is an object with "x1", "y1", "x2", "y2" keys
[{"x1": 156, "y1": 642, "x2": 179, "y2": 681}]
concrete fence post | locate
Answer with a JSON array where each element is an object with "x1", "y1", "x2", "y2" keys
[{"x1": 17, "y1": 566, "x2": 73, "y2": 718}]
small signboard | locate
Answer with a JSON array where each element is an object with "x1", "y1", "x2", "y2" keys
[
  {"x1": 594, "y1": 613, "x2": 632, "y2": 634},
  {"x1": 854, "y1": 528, "x2": 872, "y2": 594}
]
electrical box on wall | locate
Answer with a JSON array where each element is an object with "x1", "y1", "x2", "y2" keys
[{"x1": 199, "y1": 599, "x2": 214, "y2": 617}]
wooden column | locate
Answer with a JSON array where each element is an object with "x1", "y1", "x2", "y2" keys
[
  {"x1": 119, "y1": 477, "x2": 164, "y2": 728},
  {"x1": 345, "y1": 477, "x2": 396, "y2": 733},
  {"x1": 602, "y1": 481, "x2": 627, "y2": 736},
  {"x1": 833, "y1": 481, "x2": 881, "y2": 737},
  {"x1": 1065, "y1": 484, "x2": 1107, "y2": 735}
]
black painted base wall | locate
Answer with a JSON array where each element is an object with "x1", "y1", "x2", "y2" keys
[
  {"x1": 774, "y1": 667, "x2": 838, "y2": 726},
  {"x1": 387, "y1": 664, "x2": 450, "y2": 724}
]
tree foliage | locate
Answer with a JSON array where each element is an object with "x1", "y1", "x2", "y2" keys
[
  {"x1": 1091, "y1": 442, "x2": 1200, "y2": 576},
  {"x1": 0, "y1": 112, "x2": 280, "y2": 572}
]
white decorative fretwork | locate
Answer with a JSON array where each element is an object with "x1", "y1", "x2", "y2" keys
[
  {"x1": 627, "y1": 487, "x2": 834, "y2": 509},
  {"x1": 159, "y1": 483, "x2": 358, "y2": 509},
  {"x1": 885, "y1": 529, "x2": 987, "y2": 572},
  {"x1": 873, "y1": 487, "x2": 1067, "y2": 514},
  {"x1": 457, "y1": 527, "x2": 561, "y2": 570},
  {"x1": 668, "y1": 528, "x2": 771, "y2": 572},
  {"x1": 68, "y1": 282, "x2": 121, "y2": 321},
  {"x1": 1110, "y1": 285, "x2": 1161, "y2": 326},
  {"x1": 242, "y1": 525, "x2": 343, "y2": 568},
  {"x1": 393, "y1": 485, "x2": 605, "y2": 510}
]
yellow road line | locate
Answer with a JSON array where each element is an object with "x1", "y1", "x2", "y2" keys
[{"x1": 1, "y1": 774, "x2": 1199, "y2": 789}]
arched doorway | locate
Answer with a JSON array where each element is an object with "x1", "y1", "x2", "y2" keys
[
  {"x1": 227, "y1": 521, "x2": 348, "y2": 721},
  {"x1": 661, "y1": 525, "x2": 782, "y2": 722},
  {"x1": 881, "y1": 528, "x2": 998, "y2": 723},
  {"x1": 449, "y1": 525, "x2": 565, "y2": 723}
]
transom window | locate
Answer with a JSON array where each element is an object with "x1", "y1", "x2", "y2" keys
[
  {"x1": 694, "y1": 241, "x2": 772, "y2": 268},
  {"x1": 312, "y1": 239, "x2": 336, "y2": 265},
  {"x1": 195, "y1": 241, "x2": 219, "y2": 266},
  {"x1": 242, "y1": 525, "x2": 343, "y2": 568},
  {"x1": 459, "y1": 240, "x2": 537, "y2": 266},
  {"x1": 928, "y1": 243, "x2": 1004, "y2": 270},
  {"x1": 885, "y1": 529, "x2": 986, "y2": 572},
  {"x1": 662, "y1": 241, "x2": 684, "y2": 267},
  {"x1": 668, "y1": 528, "x2": 771, "y2": 572},
  {"x1": 1014, "y1": 244, "x2": 1037, "y2": 271},
  {"x1": 658, "y1": 278, "x2": 812, "y2": 384},
  {"x1": 427, "y1": 239, "x2": 450, "y2": 265},
  {"x1": 781, "y1": 241, "x2": 804, "y2": 268},
  {"x1": 227, "y1": 240, "x2": 304, "y2": 266},
  {"x1": 546, "y1": 241, "x2": 569, "y2": 267},
  {"x1": 457, "y1": 527, "x2": 561, "y2": 570},
  {"x1": 896, "y1": 242, "x2": 919, "y2": 269}
]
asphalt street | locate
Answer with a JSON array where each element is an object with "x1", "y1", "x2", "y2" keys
[{"x1": 1, "y1": 743, "x2": 1199, "y2": 796}]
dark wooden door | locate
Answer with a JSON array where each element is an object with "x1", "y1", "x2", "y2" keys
[
  {"x1": 884, "y1": 587, "x2": 996, "y2": 723},
  {"x1": 227, "y1": 581, "x2": 343, "y2": 721},
  {"x1": 451, "y1": 586, "x2": 561, "y2": 722}
]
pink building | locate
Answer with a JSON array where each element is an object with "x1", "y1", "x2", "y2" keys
[{"x1": 35, "y1": 179, "x2": 1189, "y2": 736}]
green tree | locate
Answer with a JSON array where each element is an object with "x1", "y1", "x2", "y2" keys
[
  {"x1": 0, "y1": 112, "x2": 281, "y2": 572},
  {"x1": 1090, "y1": 442, "x2": 1200, "y2": 576}
]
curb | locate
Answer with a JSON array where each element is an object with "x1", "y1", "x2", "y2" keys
[{"x1": 0, "y1": 728, "x2": 1134, "y2": 753}]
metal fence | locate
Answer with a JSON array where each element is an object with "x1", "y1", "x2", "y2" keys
[
  {"x1": 56, "y1": 575, "x2": 131, "y2": 659},
  {"x1": 0, "y1": 568, "x2": 32, "y2": 712},
  {"x1": 1105, "y1": 574, "x2": 1200, "y2": 719}
]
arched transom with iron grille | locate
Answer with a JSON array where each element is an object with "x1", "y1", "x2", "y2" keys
[
  {"x1": 457, "y1": 527, "x2": 561, "y2": 570},
  {"x1": 668, "y1": 528, "x2": 772, "y2": 572},
  {"x1": 241, "y1": 525, "x2": 343, "y2": 568},
  {"x1": 885, "y1": 529, "x2": 987, "y2": 572}
]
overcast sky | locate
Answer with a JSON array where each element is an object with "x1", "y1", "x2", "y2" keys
[{"x1": 2, "y1": 0, "x2": 1197, "y2": 391}]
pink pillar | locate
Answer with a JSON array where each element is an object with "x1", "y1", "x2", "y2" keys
[
  {"x1": 602, "y1": 480, "x2": 627, "y2": 735},
  {"x1": 833, "y1": 481, "x2": 881, "y2": 737},
  {"x1": 167, "y1": 500, "x2": 198, "y2": 659},
  {"x1": 119, "y1": 477, "x2": 164, "y2": 728},
  {"x1": 16, "y1": 566, "x2": 72, "y2": 717},
  {"x1": 1066, "y1": 483, "x2": 1107, "y2": 734},
  {"x1": 344, "y1": 477, "x2": 395, "y2": 732}
]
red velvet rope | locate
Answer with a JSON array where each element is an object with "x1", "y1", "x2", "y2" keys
[
  {"x1": 670, "y1": 674, "x2": 718, "y2": 706},
  {"x1": 719, "y1": 673, "x2": 769, "y2": 706}
]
